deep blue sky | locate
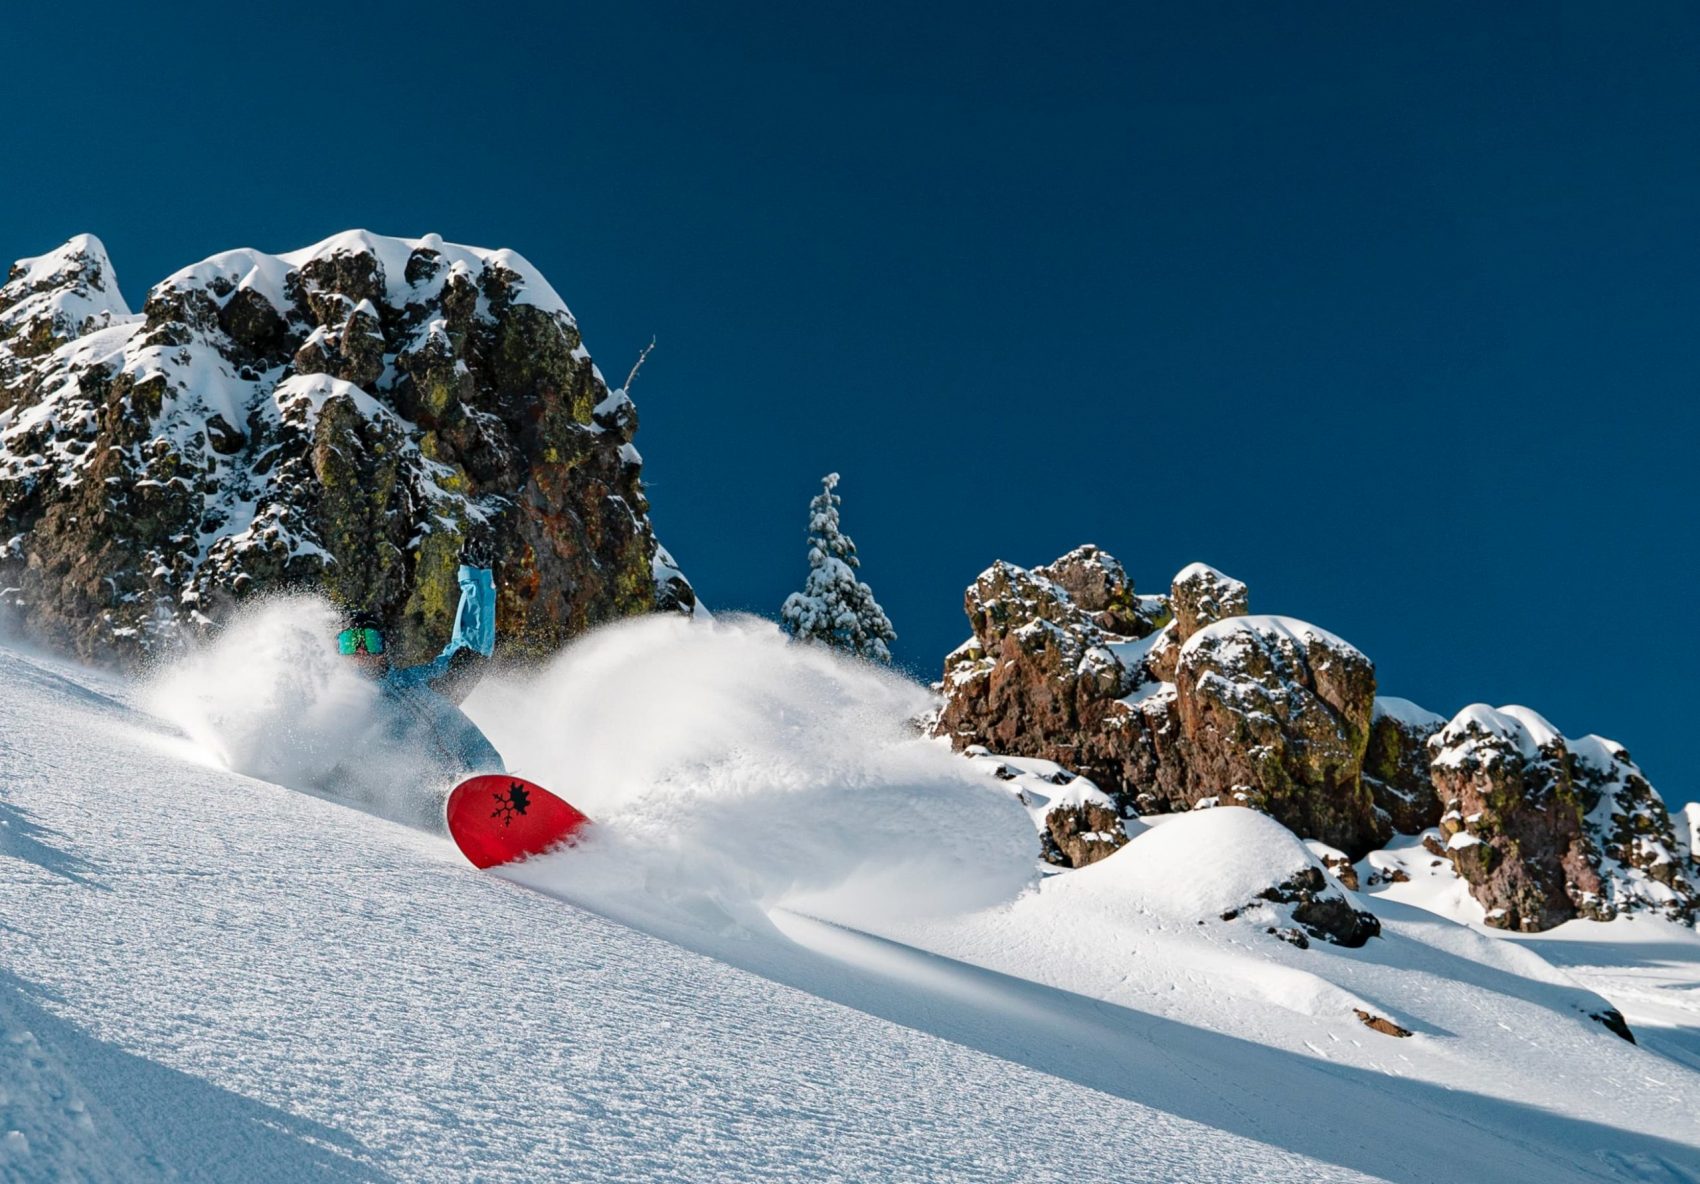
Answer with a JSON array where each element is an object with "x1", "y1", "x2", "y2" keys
[{"x1": 8, "y1": 3, "x2": 1698, "y2": 806}]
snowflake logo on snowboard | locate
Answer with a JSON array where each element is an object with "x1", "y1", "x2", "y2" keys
[{"x1": 491, "y1": 782, "x2": 532, "y2": 827}]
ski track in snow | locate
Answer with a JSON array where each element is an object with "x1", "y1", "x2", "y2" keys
[{"x1": 1, "y1": 628, "x2": 1698, "y2": 1182}]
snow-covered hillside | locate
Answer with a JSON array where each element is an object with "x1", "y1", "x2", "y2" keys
[{"x1": 3, "y1": 613, "x2": 1699, "y2": 1182}]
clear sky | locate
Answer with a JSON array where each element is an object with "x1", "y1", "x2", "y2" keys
[{"x1": 7, "y1": 3, "x2": 1698, "y2": 807}]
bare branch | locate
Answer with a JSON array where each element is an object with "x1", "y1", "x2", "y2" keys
[{"x1": 622, "y1": 336, "x2": 657, "y2": 394}]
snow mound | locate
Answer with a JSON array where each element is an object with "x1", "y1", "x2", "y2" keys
[
  {"x1": 465, "y1": 614, "x2": 1038, "y2": 928},
  {"x1": 1049, "y1": 808, "x2": 1319, "y2": 920}
]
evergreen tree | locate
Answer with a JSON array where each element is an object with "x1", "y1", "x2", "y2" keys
[{"x1": 780, "y1": 473, "x2": 897, "y2": 663}]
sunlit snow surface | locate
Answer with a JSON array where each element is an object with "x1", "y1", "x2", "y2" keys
[{"x1": 1, "y1": 613, "x2": 1698, "y2": 1182}]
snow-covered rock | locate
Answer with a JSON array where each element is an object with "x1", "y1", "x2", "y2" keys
[
  {"x1": 0, "y1": 230, "x2": 693, "y2": 666},
  {"x1": 1170, "y1": 614, "x2": 1385, "y2": 857},
  {"x1": 930, "y1": 546, "x2": 1171, "y2": 865},
  {"x1": 1426, "y1": 705, "x2": 1698, "y2": 930},
  {"x1": 1571, "y1": 734, "x2": 1697, "y2": 922},
  {"x1": 1427, "y1": 705, "x2": 1600, "y2": 932},
  {"x1": 1679, "y1": 801, "x2": 1700, "y2": 869},
  {"x1": 936, "y1": 557, "x2": 1388, "y2": 858},
  {"x1": 1146, "y1": 561, "x2": 1248, "y2": 683},
  {"x1": 959, "y1": 747, "x2": 1131, "y2": 867},
  {"x1": 0, "y1": 236, "x2": 133, "y2": 365}
]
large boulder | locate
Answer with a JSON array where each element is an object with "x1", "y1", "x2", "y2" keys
[
  {"x1": 1427, "y1": 706, "x2": 1605, "y2": 931},
  {"x1": 0, "y1": 231, "x2": 694, "y2": 666},
  {"x1": 933, "y1": 546, "x2": 1172, "y2": 801},
  {"x1": 1427, "y1": 706, "x2": 1699, "y2": 930},
  {"x1": 1161, "y1": 616, "x2": 1387, "y2": 857}
]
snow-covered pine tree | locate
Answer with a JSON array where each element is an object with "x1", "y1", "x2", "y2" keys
[{"x1": 780, "y1": 473, "x2": 897, "y2": 663}]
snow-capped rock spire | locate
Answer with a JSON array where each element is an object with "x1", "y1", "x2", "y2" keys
[{"x1": 0, "y1": 230, "x2": 693, "y2": 665}]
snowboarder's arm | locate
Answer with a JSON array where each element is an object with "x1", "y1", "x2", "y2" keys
[{"x1": 389, "y1": 566, "x2": 497, "y2": 691}]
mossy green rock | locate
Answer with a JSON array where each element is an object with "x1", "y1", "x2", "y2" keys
[{"x1": 0, "y1": 231, "x2": 694, "y2": 667}]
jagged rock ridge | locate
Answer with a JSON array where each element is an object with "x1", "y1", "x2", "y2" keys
[
  {"x1": 0, "y1": 231, "x2": 694, "y2": 666},
  {"x1": 934, "y1": 545, "x2": 1698, "y2": 932},
  {"x1": 934, "y1": 548, "x2": 1387, "y2": 862}
]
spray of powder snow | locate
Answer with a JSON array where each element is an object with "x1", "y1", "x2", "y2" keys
[
  {"x1": 145, "y1": 597, "x2": 437, "y2": 823},
  {"x1": 464, "y1": 614, "x2": 1038, "y2": 929}
]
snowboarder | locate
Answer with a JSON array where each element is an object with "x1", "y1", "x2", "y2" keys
[{"x1": 330, "y1": 565, "x2": 506, "y2": 815}]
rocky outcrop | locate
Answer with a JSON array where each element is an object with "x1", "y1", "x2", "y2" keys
[
  {"x1": 0, "y1": 231, "x2": 694, "y2": 666},
  {"x1": 933, "y1": 546, "x2": 1172, "y2": 802},
  {"x1": 936, "y1": 547, "x2": 1698, "y2": 933},
  {"x1": 1428, "y1": 706, "x2": 1608, "y2": 931},
  {"x1": 935, "y1": 551, "x2": 1387, "y2": 858},
  {"x1": 1363, "y1": 698, "x2": 1445, "y2": 835},
  {"x1": 1571, "y1": 735, "x2": 1696, "y2": 923}
]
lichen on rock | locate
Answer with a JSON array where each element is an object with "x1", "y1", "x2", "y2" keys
[{"x1": 1363, "y1": 697, "x2": 1445, "y2": 836}]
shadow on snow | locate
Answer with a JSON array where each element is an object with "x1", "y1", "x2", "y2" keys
[
  {"x1": 535, "y1": 884, "x2": 1700, "y2": 1184},
  {"x1": 0, "y1": 968, "x2": 390, "y2": 1182}
]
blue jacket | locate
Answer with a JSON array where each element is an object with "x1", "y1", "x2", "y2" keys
[{"x1": 378, "y1": 565, "x2": 504, "y2": 777}]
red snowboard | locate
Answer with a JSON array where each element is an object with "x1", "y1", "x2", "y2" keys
[{"x1": 445, "y1": 774, "x2": 592, "y2": 869}]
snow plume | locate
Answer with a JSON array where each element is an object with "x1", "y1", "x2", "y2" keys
[
  {"x1": 144, "y1": 597, "x2": 400, "y2": 811},
  {"x1": 464, "y1": 614, "x2": 1036, "y2": 931}
]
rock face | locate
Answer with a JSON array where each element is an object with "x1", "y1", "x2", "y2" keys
[
  {"x1": 1573, "y1": 735, "x2": 1698, "y2": 923},
  {"x1": 936, "y1": 546, "x2": 1699, "y2": 932},
  {"x1": 933, "y1": 545, "x2": 1172, "y2": 803},
  {"x1": 1427, "y1": 706, "x2": 1603, "y2": 931},
  {"x1": 1363, "y1": 698, "x2": 1445, "y2": 835},
  {"x1": 935, "y1": 551, "x2": 1386, "y2": 859},
  {"x1": 1166, "y1": 615, "x2": 1385, "y2": 857},
  {"x1": 0, "y1": 232, "x2": 693, "y2": 666}
]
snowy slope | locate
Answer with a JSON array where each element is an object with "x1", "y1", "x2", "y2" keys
[{"x1": 4, "y1": 615, "x2": 1700, "y2": 1182}]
